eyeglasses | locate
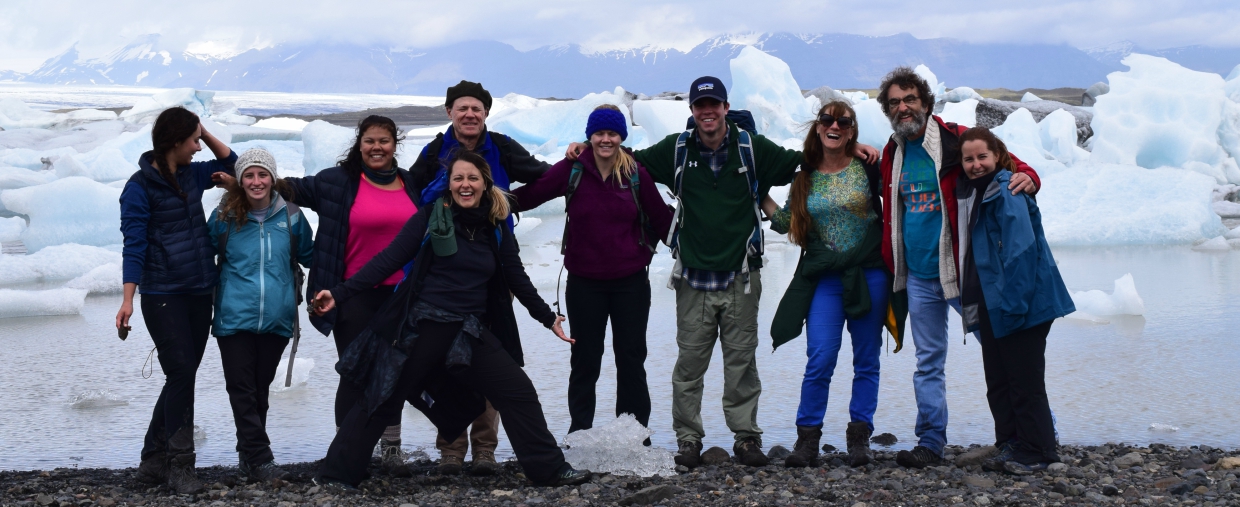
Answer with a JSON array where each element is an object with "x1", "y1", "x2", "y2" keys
[
  {"x1": 817, "y1": 114, "x2": 855, "y2": 128},
  {"x1": 885, "y1": 95, "x2": 920, "y2": 108}
]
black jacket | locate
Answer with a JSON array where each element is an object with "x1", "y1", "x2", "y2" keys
[
  {"x1": 282, "y1": 166, "x2": 419, "y2": 336},
  {"x1": 330, "y1": 201, "x2": 557, "y2": 441},
  {"x1": 409, "y1": 130, "x2": 551, "y2": 192}
]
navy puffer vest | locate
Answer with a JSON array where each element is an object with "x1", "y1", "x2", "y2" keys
[{"x1": 133, "y1": 152, "x2": 221, "y2": 293}]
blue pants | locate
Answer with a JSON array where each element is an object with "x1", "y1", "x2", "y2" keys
[
  {"x1": 906, "y1": 275, "x2": 963, "y2": 456},
  {"x1": 795, "y1": 268, "x2": 889, "y2": 429}
]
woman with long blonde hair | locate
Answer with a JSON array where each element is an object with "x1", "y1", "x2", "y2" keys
[
  {"x1": 309, "y1": 149, "x2": 591, "y2": 489},
  {"x1": 763, "y1": 100, "x2": 889, "y2": 469},
  {"x1": 510, "y1": 104, "x2": 673, "y2": 437}
]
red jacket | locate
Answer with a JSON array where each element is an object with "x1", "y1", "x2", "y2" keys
[{"x1": 879, "y1": 116, "x2": 1041, "y2": 287}]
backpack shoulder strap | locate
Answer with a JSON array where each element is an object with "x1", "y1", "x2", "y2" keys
[
  {"x1": 491, "y1": 132, "x2": 514, "y2": 171},
  {"x1": 216, "y1": 203, "x2": 231, "y2": 266},
  {"x1": 628, "y1": 168, "x2": 656, "y2": 254},
  {"x1": 285, "y1": 203, "x2": 305, "y2": 305},
  {"x1": 736, "y1": 130, "x2": 759, "y2": 198},
  {"x1": 559, "y1": 161, "x2": 586, "y2": 255}
]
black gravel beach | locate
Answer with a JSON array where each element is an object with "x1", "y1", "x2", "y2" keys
[{"x1": 4, "y1": 443, "x2": 1239, "y2": 507}]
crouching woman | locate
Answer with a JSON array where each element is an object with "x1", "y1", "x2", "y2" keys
[
  {"x1": 955, "y1": 128, "x2": 1074, "y2": 475},
  {"x1": 310, "y1": 149, "x2": 591, "y2": 489},
  {"x1": 208, "y1": 148, "x2": 314, "y2": 482}
]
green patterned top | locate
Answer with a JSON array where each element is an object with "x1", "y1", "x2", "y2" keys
[{"x1": 771, "y1": 158, "x2": 877, "y2": 252}]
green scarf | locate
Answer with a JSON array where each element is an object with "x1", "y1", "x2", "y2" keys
[
  {"x1": 428, "y1": 196, "x2": 457, "y2": 256},
  {"x1": 770, "y1": 220, "x2": 889, "y2": 350}
]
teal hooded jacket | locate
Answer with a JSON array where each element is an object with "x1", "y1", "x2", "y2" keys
[{"x1": 208, "y1": 194, "x2": 315, "y2": 338}]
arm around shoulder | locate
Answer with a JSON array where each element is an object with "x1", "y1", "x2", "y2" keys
[
  {"x1": 754, "y1": 134, "x2": 803, "y2": 187},
  {"x1": 509, "y1": 158, "x2": 572, "y2": 212},
  {"x1": 501, "y1": 136, "x2": 552, "y2": 184}
]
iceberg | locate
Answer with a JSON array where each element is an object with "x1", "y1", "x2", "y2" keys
[
  {"x1": 0, "y1": 288, "x2": 88, "y2": 318},
  {"x1": 0, "y1": 216, "x2": 26, "y2": 242},
  {"x1": 942, "y1": 87, "x2": 982, "y2": 103},
  {"x1": 0, "y1": 177, "x2": 123, "y2": 252},
  {"x1": 70, "y1": 390, "x2": 129, "y2": 409},
  {"x1": 270, "y1": 357, "x2": 315, "y2": 393},
  {"x1": 1021, "y1": 92, "x2": 1042, "y2": 102},
  {"x1": 562, "y1": 414, "x2": 675, "y2": 477},
  {"x1": 0, "y1": 166, "x2": 55, "y2": 190},
  {"x1": 488, "y1": 88, "x2": 637, "y2": 149},
  {"x1": 1192, "y1": 236, "x2": 1233, "y2": 251},
  {"x1": 913, "y1": 65, "x2": 947, "y2": 102},
  {"x1": 853, "y1": 99, "x2": 894, "y2": 151},
  {"x1": 252, "y1": 117, "x2": 310, "y2": 131},
  {"x1": 1067, "y1": 273, "x2": 1145, "y2": 320},
  {"x1": 0, "y1": 98, "x2": 116, "y2": 130},
  {"x1": 301, "y1": 120, "x2": 353, "y2": 176},
  {"x1": 0, "y1": 243, "x2": 121, "y2": 286},
  {"x1": 939, "y1": 99, "x2": 978, "y2": 127},
  {"x1": 1090, "y1": 54, "x2": 1238, "y2": 184},
  {"x1": 1039, "y1": 109, "x2": 1088, "y2": 165},
  {"x1": 120, "y1": 88, "x2": 214, "y2": 123},
  {"x1": 631, "y1": 100, "x2": 690, "y2": 144},
  {"x1": 729, "y1": 46, "x2": 814, "y2": 142},
  {"x1": 1038, "y1": 164, "x2": 1223, "y2": 245},
  {"x1": 64, "y1": 263, "x2": 122, "y2": 294}
]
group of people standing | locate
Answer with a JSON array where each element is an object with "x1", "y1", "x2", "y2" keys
[{"x1": 115, "y1": 67, "x2": 1075, "y2": 495}]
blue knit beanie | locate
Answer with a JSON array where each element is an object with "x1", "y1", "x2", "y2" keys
[{"x1": 585, "y1": 107, "x2": 628, "y2": 141}]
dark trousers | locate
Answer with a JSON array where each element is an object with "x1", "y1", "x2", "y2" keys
[
  {"x1": 140, "y1": 293, "x2": 213, "y2": 459},
  {"x1": 977, "y1": 304, "x2": 1059, "y2": 464},
  {"x1": 331, "y1": 285, "x2": 395, "y2": 427},
  {"x1": 319, "y1": 319, "x2": 565, "y2": 487},
  {"x1": 217, "y1": 332, "x2": 290, "y2": 466},
  {"x1": 564, "y1": 271, "x2": 651, "y2": 432}
]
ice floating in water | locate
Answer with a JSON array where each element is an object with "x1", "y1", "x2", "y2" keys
[
  {"x1": 0, "y1": 243, "x2": 121, "y2": 285},
  {"x1": 853, "y1": 99, "x2": 893, "y2": 150},
  {"x1": 942, "y1": 87, "x2": 982, "y2": 103},
  {"x1": 251, "y1": 117, "x2": 310, "y2": 132},
  {"x1": 1149, "y1": 423, "x2": 1180, "y2": 433},
  {"x1": 70, "y1": 390, "x2": 129, "y2": 409},
  {"x1": 512, "y1": 217, "x2": 542, "y2": 237},
  {"x1": 913, "y1": 65, "x2": 947, "y2": 102},
  {"x1": 64, "y1": 263, "x2": 122, "y2": 294},
  {"x1": 1192, "y1": 236, "x2": 1233, "y2": 251},
  {"x1": 939, "y1": 99, "x2": 978, "y2": 128},
  {"x1": 1067, "y1": 274, "x2": 1145, "y2": 322},
  {"x1": 488, "y1": 88, "x2": 641, "y2": 149},
  {"x1": 728, "y1": 46, "x2": 814, "y2": 142},
  {"x1": 631, "y1": 100, "x2": 690, "y2": 144},
  {"x1": 0, "y1": 216, "x2": 26, "y2": 242},
  {"x1": 0, "y1": 98, "x2": 117, "y2": 130},
  {"x1": 270, "y1": 357, "x2": 315, "y2": 393},
  {"x1": 562, "y1": 414, "x2": 675, "y2": 477},
  {"x1": 193, "y1": 425, "x2": 207, "y2": 442},
  {"x1": 0, "y1": 288, "x2": 88, "y2": 317},
  {"x1": 0, "y1": 176, "x2": 123, "y2": 252},
  {"x1": 301, "y1": 120, "x2": 354, "y2": 176}
]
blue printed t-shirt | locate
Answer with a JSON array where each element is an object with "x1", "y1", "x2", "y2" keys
[{"x1": 899, "y1": 136, "x2": 942, "y2": 279}]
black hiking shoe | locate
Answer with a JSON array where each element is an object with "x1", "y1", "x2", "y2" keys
[
  {"x1": 1003, "y1": 460, "x2": 1051, "y2": 476},
  {"x1": 674, "y1": 440, "x2": 703, "y2": 469},
  {"x1": 895, "y1": 445, "x2": 941, "y2": 469},
  {"x1": 166, "y1": 453, "x2": 204, "y2": 495},
  {"x1": 545, "y1": 465, "x2": 591, "y2": 486},
  {"x1": 733, "y1": 437, "x2": 770, "y2": 467},
  {"x1": 312, "y1": 476, "x2": 359, "y2": 494},
  {"x1": 982, "y1": 441, "x2": 1017, "y2": 472},
  {"x1": 135, "y1": 452, "x2": 168, "y2": 484},
  {"x1": 784, "y1": 426, "x2": 822, "y2": 468},
  {"x1": 845, "y1": 422, "x2": 873, "y2": 467},
  {"x1": 242, "y1": 460, "x2": 291, "y2": 483}
]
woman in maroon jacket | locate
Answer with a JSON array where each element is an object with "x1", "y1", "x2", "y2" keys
[{"x1": 511, "y1": 104, "x2": 673, "y2": 435}]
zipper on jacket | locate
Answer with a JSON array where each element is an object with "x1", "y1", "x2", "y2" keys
[{"x1": 258, "y1": 221, "x2": 266, "y2": 330}]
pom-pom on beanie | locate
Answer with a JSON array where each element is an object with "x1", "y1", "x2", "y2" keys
[
  {"x1": 445, "y1": 80, "x2": 493, "y2": 112},
  {"x1": 585, "y1": 108, "x2": 628, "y2": 141}
]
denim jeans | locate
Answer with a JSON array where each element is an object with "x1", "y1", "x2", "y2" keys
[
  {"x1": 905, "y1": 274, "x2": 961, "y2": 456},
  {"x1": 795, "y1": 268, "x2": 888, "y2": 429}
]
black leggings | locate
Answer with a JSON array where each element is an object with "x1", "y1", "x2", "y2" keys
[
  {"x1": 331, "y1": 285, "x2": 395, "y2": 427},
  {"x1": 978, "y1": 304, "x2": 1059, "y2": 464},
  {"x1": 564, "y1": 271, "x2": 651, "y2": 432},
  {"x1": 217, "y1": 332, "x2": 290, "y2": 466},
  {"x1": 319, "y1": 319, "x2": 564, "y2": 486},
  {"x1": 140, "y1": 293, "x2": 213, "y2": 459}
]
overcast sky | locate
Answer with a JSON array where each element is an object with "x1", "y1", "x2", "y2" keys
[{"x1": 1, "y1": 0, "x2": 1237, "y2": 72}]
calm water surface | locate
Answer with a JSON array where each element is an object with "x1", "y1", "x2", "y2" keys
[{"x1": 2, "y1": 215, "x2": 1237, "y2": 471}]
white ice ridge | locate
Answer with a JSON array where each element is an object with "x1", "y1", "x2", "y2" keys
[
  {"x1": 0, "y1": 98, "x2": 117, "y2": 130},
  {"x1": 64, "y1": 263, "x2": 123, "y2": 294},
  {"x1": 1065, "y1": 273, "x2": 1145, "y2": 323},
  {"x1": 0, "y1": 243, "x2": 121, "y2": 286},
  {"x1": 0, "y1": 177, "x2": 123, "y2": 252},
  {"x1": 0, "y1": 288, "x2": 88, "y2": 318},
  {"x1": 563, "y1": 414, "x2": 676, "y2": 477},
  {"x1": 270, "y1": 357, "x2": 315, "y2": 393}
]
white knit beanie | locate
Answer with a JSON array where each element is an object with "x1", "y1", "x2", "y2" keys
[{"x1": 236, "y1": 148, "x2": 278, "y2": 178}]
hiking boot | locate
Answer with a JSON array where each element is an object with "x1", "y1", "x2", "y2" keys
[
  {"x1": 846, "y1": 422, "x2": 873, "y2": 467},
  {"x1": 438, "y1": 454, "x2": 464, "y2": 475},
  {"x1": 379, "y1": 439, "x2": 412, "y2": 477},
  {"x1": 471, "y1": 450, "x2": 498, "y2": 476},
  {"x1": 243, "y1": 461, "x2": 291, "y2": 483},
  {"x1": 135, "y1": 452, "x2": 168, "y2": 484},
  {"x1": 545, "y1": 464, "x2": 591, "y2": 486},
  {"x1": 895, "y1": 445, "x2": 941, "y2": 469},
  {"x1": 733, "y1": 437, "x2": 770, "y2": 467},
  {"x1": 982, "y1": 441, "x2": 1016, "y2": 472},
  {"x1": 784, "y1": 425, "x2": 822, "y2": 468},
  {"x1": 166, "y1": 453, "x2": 204, "y2": 495},
  {"x1": 674, "y1": 440, "x2": 703, "y2": 469},
  {"x1": 1003, "y1": 460, "x2": 1051, "y2": 476},
  {"x1": 312, "y1": 476, "x2": 358, "y2": 494}
]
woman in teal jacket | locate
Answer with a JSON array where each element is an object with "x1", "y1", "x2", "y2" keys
[
  {"x1": 208, "y1": 148, "x2": 315, "y2": 482},
  {"x1": 955, "y1": 128, "x2": 1074, "y2": 475}
]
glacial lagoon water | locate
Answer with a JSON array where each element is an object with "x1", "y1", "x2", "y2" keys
[{"x1": 1, "y1": 214, "x2": 1238, "y2": 471}]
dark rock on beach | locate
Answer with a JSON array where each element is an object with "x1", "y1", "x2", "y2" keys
[{"x1": 4, "y1": 444, "x2": 1240, "y2": 506}]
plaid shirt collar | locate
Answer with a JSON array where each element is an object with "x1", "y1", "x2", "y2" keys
[{"x1": 695, "y1": 128, "x2": 730, "y2": 176}]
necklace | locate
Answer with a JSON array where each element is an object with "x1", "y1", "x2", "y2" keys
[{"x1": 461, "y1": 226, "x2": 479, "y2": 241}]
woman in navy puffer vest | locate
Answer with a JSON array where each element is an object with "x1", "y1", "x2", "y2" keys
[{"x1": 116, "y1": 107, "x2": 236, "y2": 495}]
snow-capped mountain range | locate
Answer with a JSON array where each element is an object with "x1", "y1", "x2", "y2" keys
[{"x1": 7, "y1": 33, "x2": 1240, "y2": 97}]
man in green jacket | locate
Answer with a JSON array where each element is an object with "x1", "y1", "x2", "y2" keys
[{"x1": 570, "y1": 77, "x2": 876, "y2": 468}]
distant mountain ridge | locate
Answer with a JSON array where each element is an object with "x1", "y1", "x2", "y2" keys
[{"x1": 6, "y1": 33, "x2": 1239, "y2": 98}]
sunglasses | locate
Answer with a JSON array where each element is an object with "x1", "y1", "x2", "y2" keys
[{"x1": 818, "y1": 114, "x2": 855, "y2": 129}]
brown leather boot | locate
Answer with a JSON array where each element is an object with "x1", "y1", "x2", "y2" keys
[
  {"x1": 784, "y1": 425, "x2": 822, "y2": 468},
  {"x1": 846, "y1": 422, "x2": 873, "y2": 467}
]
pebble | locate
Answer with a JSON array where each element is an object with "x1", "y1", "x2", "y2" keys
[{"x1": 3, "y1": 444, "x2": 1240, "y2": 506}]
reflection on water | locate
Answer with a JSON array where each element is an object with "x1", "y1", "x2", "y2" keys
[{"x1": 1, "y1": 216, "x2": 1237, "y2": 470}]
